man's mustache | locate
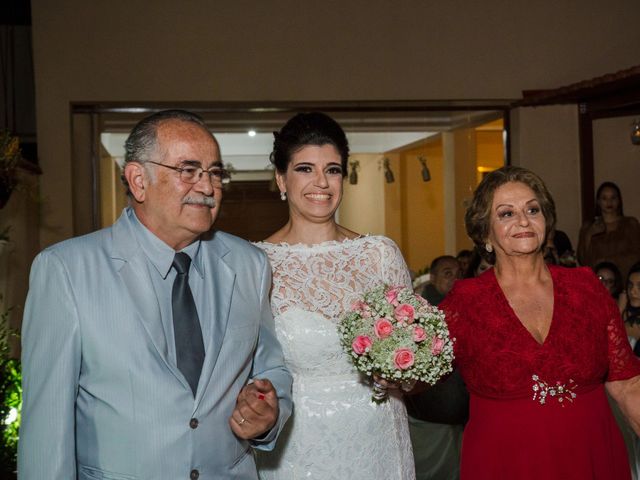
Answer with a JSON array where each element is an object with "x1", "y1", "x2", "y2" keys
[{"x1": 183, "y1": 196, "x2": 216, "y2": 207}]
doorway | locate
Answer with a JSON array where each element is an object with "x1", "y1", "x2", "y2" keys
[{"x1": 73, "y1": 101, "x2": 509, "y2": 271}]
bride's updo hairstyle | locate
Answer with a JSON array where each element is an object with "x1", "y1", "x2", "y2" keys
[
  {"x1": 465, "y1": 165, "x2": 556, "y2": 265},
  {"x1": 270, "y1": 112, "x2": 350, "y2": 177}
]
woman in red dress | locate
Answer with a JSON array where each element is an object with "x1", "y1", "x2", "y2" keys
[{"x1": 440, "y1": 166, "x2": 640, "y2": 479}]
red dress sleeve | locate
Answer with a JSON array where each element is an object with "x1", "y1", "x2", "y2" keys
[
  {"x1": 439, "y1": 277, "x2": 475, "y2": 371},
  {"x1": 590, "y1": 273, "x2": 640, "y2": 381}
]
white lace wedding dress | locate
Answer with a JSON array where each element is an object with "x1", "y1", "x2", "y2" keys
[{"x1": 255, "y1": 236, "x2": 415, "y2": 480}]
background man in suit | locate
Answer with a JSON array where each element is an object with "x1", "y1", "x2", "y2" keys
[
  {"x1": 420, "y1": 255, "x2": 461, "y2": 305},
  {"x1": 18, "y1": 110, "x2": 293, "y2": 479},
  {"x1": 409, "y1": 255, "x2": 467, "y2": 480}
]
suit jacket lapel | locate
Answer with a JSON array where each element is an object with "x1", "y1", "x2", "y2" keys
[
  {"x1": 111, "y1": 211, "x2": 190, "y2": 392},
  {"x1": 195, "y1": 234, "x2": 236, "y2": 407}
]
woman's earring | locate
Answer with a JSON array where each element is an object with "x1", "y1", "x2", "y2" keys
[
  {"x1": 485, "y1": 243, "x2": 493, "y2": 253},
  {"x1": 280, "y1": 191, "x2": 287, "y2": 201}
]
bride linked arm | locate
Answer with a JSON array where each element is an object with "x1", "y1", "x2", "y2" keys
[{"x1": 379, "y1": 237, "x2": 412, "y2": 289}]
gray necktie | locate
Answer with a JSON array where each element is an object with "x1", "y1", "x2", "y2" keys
[{"x1": 172, "y1": 252, "x2": 205, "y2": 396}]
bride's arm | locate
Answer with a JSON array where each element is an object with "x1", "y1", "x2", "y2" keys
[{"x1": 378, "y1": 237, "x2": 412, "y2": 289}]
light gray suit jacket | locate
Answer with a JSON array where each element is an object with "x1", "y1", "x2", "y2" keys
[{"x1": 18, "y1": 209, "x2": 293, "y2": 479}]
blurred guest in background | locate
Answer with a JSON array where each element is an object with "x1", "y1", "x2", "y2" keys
[
  {"x1": 577, "y1": 181, "x2": 640, "y2": 277},
  {"x1": 543, "y1": 229, "x2": 577, "y2": 267},
  {"x1": 620, "y1": 262, "x2": 640, "y2": 355},
  {"x1": 456, "y1": 249, "x2": 473, "y2": 278},
  {"x1": 463, "y1": 250, "x2": 492, "y2": 278},
  {"x1": 421, "y1": 255, "x2": 462, "y2": 305},
  {"x1": 593, "y1": 261, "x2": 624, "y2": 300},
  {"x1": 408, "y1": 255, "x2": 467, "y2": 480}
]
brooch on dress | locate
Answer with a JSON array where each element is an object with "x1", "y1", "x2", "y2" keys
[{"x1": 531, "y1": 375, "x2": 577, "y2": 405}]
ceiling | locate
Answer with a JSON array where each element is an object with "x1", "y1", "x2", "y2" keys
[{"x1": 99, "y1": 103, "x2": 506, "y2": 171}]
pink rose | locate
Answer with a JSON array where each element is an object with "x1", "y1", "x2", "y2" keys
[
  {"x1": 394, "y1": 303, "x2": 415, "y2": 324},
  {"x1": 351, "y1": 300, "x2": 367, "y2": 311},
  {"x1": 393, "y1": 348, "x2": 415, "y2": 370},
  {"x1": 352, "y1": 335, "x2": 373, "y2": 355},
  {"x1": 431, "y1": 336, "x2": 445, "y2": 355},
  {"x1": 385, "y1": 287, "x2": 401, "y2": 306},
  {"x1": 351, "y1": 300, "x2": 372, "y2": 317},
  {"x1": 413, "y1": 326, "x2": 427, "y2": 342},
  {"x1": 374, "y1": 318, "x2": 394, "y2": 338},
  {"x1": 416, "y1": 295, "x2": 430, "y2": 305}
]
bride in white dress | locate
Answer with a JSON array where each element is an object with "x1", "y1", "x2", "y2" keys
[{"x1": 255, "y1": 112, "x2": 415, "y2": 479}]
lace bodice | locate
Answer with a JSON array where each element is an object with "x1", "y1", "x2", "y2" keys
[
  {"x1": 440, "y1": 265, "x2": 640, "y2": 400},
  {"x1": 256, "y1": 235, "x2": 412, "y2": 320}
]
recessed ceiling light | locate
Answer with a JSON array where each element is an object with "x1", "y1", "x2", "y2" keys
[{"x1": 248, "y1": 130, "x2": 256, "y2": 137}]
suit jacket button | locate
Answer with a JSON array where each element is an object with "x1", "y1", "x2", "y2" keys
[
  {"x1": 190, "y1": 469, "x2": 199, "y2": 479},
  {"x1": 189, "y1": 418, "x2": 199, "y2": 429}
]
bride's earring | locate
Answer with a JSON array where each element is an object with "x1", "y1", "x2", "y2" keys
[
  {"x1": 280, "y1": 191, "x2": 287, "y2": 201},
  {"x1": 485, "y1": 243, "x2": 493, "y2": 253}
]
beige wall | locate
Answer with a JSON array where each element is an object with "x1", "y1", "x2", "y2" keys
[
  {"x1": 383, "y1": 154, "x2": 403, "y2": 252},
  {"x1": 339, "y1": 154, "x2": 386, "y2": 235},
  {"x1": 450, "y1": 129, "x2": 478, "y2": 254},
  {"x1": 401, "y1": 141, "x2": 446, "y2": 273},
  {"x1": 511, "y1": 105, "x2": 582, "y2": 246},
  {"x1": 593, "y1": 116, "x2": 640, "y2": 221},
  {"x1": 30, "y1": 0, "x2": 640, "y2": 249},
  {"x1": 382, "y1": 142, "x2": 446, "y2": 274},
  {"x1": 382, "y1": 126, "x2": 504, "y2": 273}
]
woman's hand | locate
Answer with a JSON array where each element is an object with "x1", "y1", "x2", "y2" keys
[{"x1": 372, "y1": 374, "x2": 416, "y2": 392}]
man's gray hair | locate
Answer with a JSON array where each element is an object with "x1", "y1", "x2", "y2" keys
[{"x1": 121, "y1": 109, "x2": 211, "y2": 195}]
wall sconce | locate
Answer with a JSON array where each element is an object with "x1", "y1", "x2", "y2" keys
[
  {"x1": 632, "y1": 119, "x2": 640, "y2": 145},
  {"x1": 349, "y1": 160, "x2": 360, "y2": 185},
  {"x1": 383, "y1": 158, "x2": 395, "y2": 183},
  {"x1": 418, "y1": 156, "x2": 431, "y2": 182}
]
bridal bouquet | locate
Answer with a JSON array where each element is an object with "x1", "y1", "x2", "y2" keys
[{"x1": 338, "y1": 284, "x2": 454, "y2": 403}]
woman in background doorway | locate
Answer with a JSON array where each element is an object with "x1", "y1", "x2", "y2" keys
[{"x1": 577, "y1": 181, "x2": 640, "y2": 277}]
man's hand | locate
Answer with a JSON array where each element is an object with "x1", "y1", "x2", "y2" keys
[{"x1": 229, "y1": 378, "x2": 279, "y2": 440}]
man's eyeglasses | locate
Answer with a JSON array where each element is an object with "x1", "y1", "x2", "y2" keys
[{"x1": 147, "y1": 161, "x2": 231, "y2": 185}]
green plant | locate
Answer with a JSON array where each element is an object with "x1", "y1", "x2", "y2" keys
[
  {"x1": 0, "y1": 305, "x2": 21, "y2": 478},
  {"x1": 0, "y1": 131, "x2": 22, "y2": 209}
]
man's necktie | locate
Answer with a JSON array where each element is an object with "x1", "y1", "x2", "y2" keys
[{"x1": 171, "y1": 252, "x2": 205, "y2": 396}]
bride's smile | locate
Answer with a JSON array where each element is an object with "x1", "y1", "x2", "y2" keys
[{"x1": 276, "y1": 143, "x2": 344, "y2": 221}]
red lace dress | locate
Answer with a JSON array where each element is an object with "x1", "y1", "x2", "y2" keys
[{"x1": 440, "y1": 265, "x2": 640, "y2": 480}]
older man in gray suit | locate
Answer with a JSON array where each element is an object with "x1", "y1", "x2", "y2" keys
[{"x1": 18, "y1": 110, "x2": 293, "y2": 479}]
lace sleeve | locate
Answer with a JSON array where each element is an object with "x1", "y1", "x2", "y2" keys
[
  {"x1": 605, "y1": 294, "x2": 640, "y2": 381},
  {"x1": 586, "y1": 273, "x2": 640, "y2": 381},
  {"x1": 378, "y1": 237, "x2": 412, "y2": 289}
]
